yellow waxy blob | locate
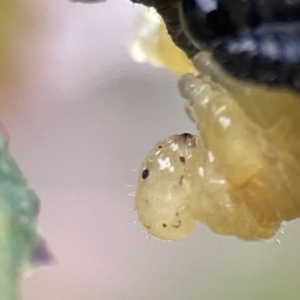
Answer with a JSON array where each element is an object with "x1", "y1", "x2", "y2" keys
[{"x1": 129, "y1": 8, "x2": 196, "y2": 75}]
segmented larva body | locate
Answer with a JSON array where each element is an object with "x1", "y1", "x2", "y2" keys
[
  {"x1": 180, "y1": 0, "x2": 300, "y2": 90},
  {"x1": 214, "y1": 24, "x2": 300, "y2": 89},
  {"x1": 134, "y1": 0, "x2": 300, "y2": 240},
  {"x1": 135, "y1": 134, "x2": 201, "y2": 241},
  {"x1": 136, "y1": 66, "x2": 300, "y2": 241}
]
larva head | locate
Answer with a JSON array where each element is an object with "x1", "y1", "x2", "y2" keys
[{"x1": 135, "y1": 134, "x2": 199, "y2": 240}]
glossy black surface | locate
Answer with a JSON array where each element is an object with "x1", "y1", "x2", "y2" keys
[{"x1": 180, "y1": 0, "x2": 300, "y2": 90}]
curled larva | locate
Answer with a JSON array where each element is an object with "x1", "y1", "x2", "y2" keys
[
  {"x1": 135, "y1": 134, "x2": 201, "y2": 240},
  {"x1": 213, "y1": 23, "x2": 300, "y2": 90},
  {"x1": 179, "y1": 0, "x2": 300, "y2": 90},
  {"x1": 136, "y1": 53, "x2": 300, "y2": 241},
  {"x1": 135, "y1": 131, "x2": 282, "y2": 241},
  {"x1": 177, "y1": 64, "x2": 300, "y2": 239}
]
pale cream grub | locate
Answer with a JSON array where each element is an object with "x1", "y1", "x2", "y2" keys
[{"x1": 136, "y1": 53, "x2": 300, "y2": 241}]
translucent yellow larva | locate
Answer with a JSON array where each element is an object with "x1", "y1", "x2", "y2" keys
[
  {"x1": 135, "y1": 134, "x2": 201, "y2": 240},
  {"x1": 136, "y1": 53, "x2": 300, "y2": 241}
]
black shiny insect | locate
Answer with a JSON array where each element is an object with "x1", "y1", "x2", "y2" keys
[{"x1": 180, "y1": 0, "x2": 300, "y2": 90}]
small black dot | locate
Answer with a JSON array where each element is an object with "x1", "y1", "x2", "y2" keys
[
  {"x1": 180, "y1": 133, "x2": 192, "y2": 140},
  {"x1": 142, "y1": 169, "x2": 149, "y2": 179}
]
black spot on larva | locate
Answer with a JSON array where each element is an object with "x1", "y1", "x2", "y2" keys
[
  {"x1": 142, "y1": 169, "x2": 149, "y2": 179},
  {"x1": 162, "y1": 223, "x2": 167, "y2": 228},
  {"x1": 158, "y1": 145, "x2": 162, "y2": 148},
  {"x1": 180, "y1": 133, "x2": 192, "y2": 140},
  {"x1": 179, "y1": 156, "x2": 185, "y2": 163},
  {"x1": 175, "y1": 212, "x2": 179, "y2": 217}
]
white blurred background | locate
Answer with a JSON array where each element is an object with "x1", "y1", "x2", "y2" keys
[{"x1": 1, "y1": 0, "x2": 300, "y2": 299}]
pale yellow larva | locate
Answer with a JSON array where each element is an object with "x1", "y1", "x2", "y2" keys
[
  {"x1": 135, "y1": 132, "x2": 279, "y2": 241},
  {"x1": 135, "y1": 134, "x2": 202, "y2": 240}
]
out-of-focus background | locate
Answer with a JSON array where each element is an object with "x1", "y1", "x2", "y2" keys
[{"x1": 1, "y1": 0, "x2": 300, "y2": 299}]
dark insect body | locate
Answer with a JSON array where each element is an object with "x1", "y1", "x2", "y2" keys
[{"x1": 180, "y1": 0, "x2": 300, "y2": 90}]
